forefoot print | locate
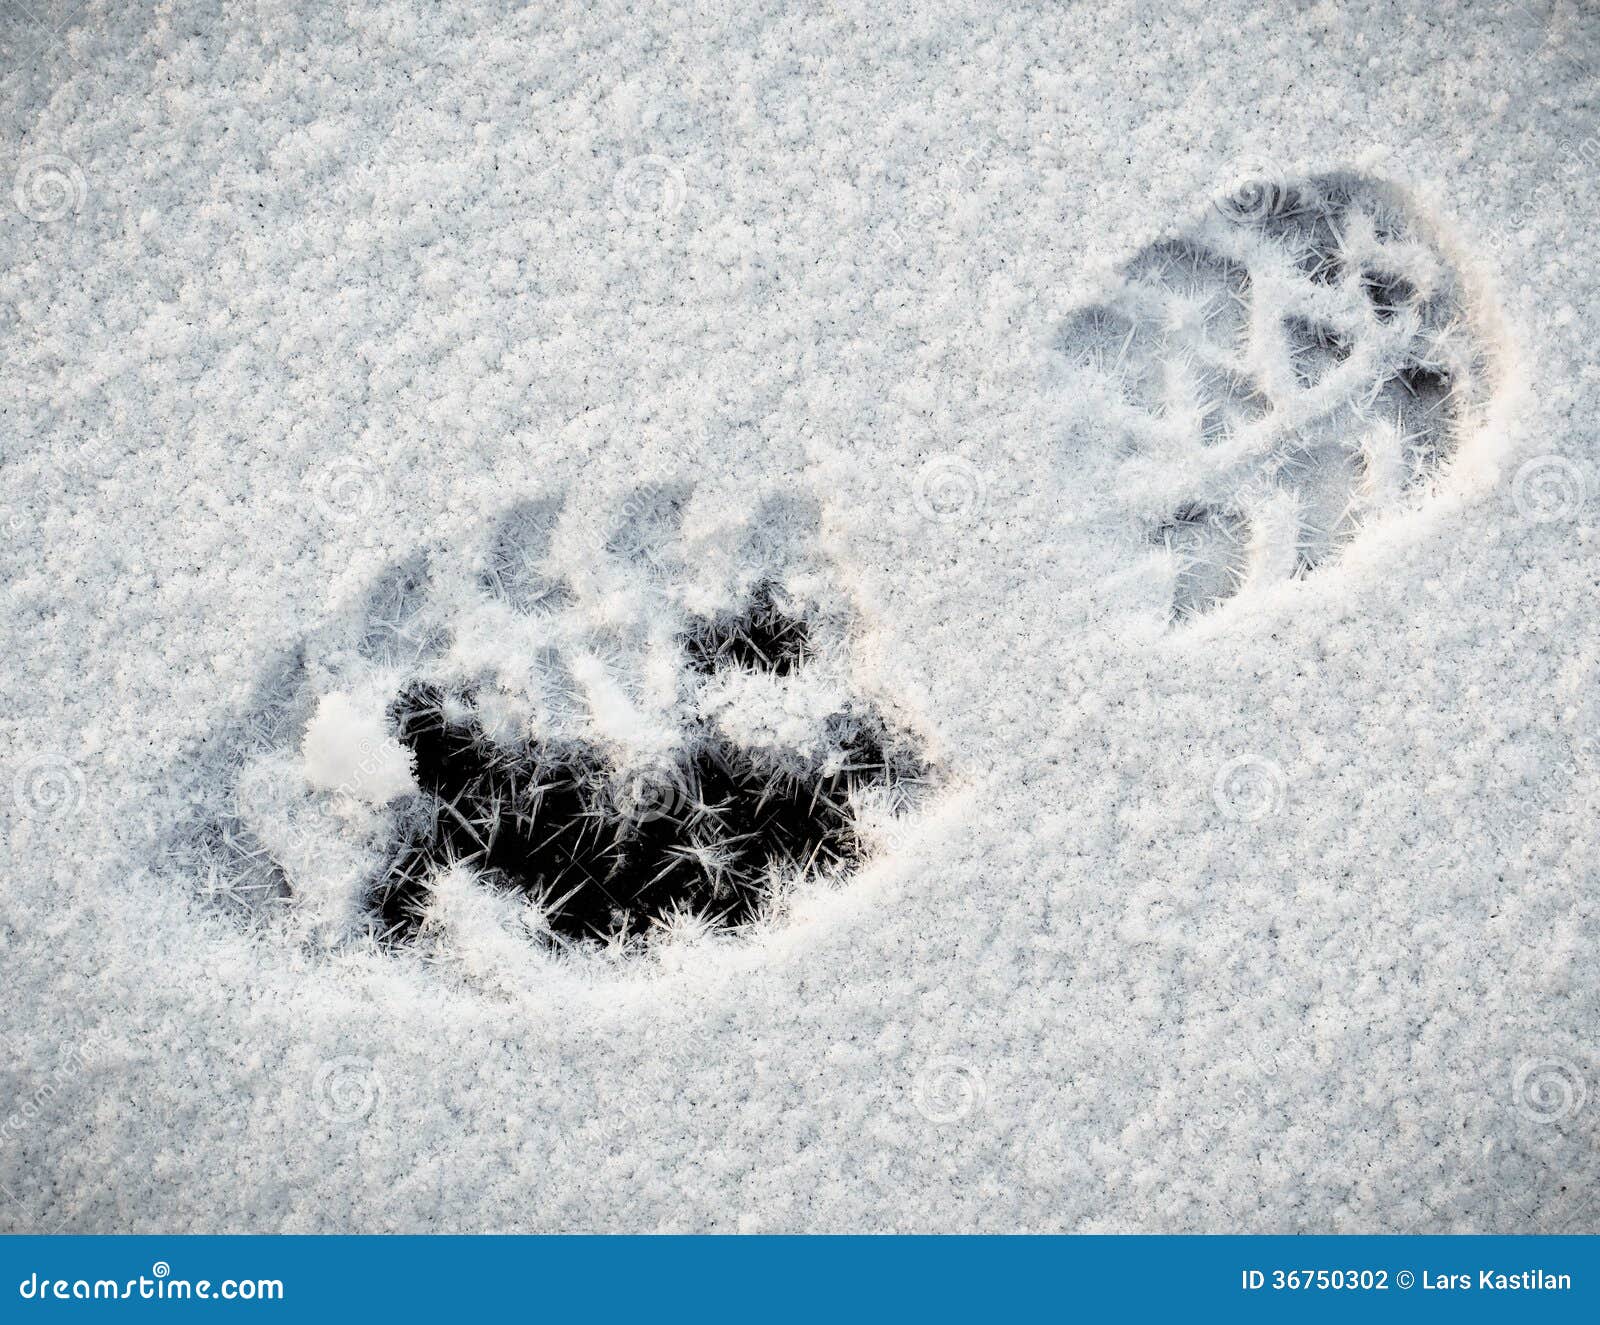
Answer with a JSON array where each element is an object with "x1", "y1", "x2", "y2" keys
[{"x1": 1056, "y1": 169, "x2": 1503, "y2": 626}]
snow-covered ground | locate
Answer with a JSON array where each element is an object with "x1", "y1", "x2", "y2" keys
[{"x1": 2, "y1": 0, "x2": 1597, "y2": 1232}]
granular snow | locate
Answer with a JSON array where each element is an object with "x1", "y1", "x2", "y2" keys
[{"x1": 1, "y1": 0, "x2": 1597, "y2": 1233}]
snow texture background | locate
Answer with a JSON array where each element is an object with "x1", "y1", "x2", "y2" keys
[{"x1": 2, "y1": 0, "x2": 1597, "y2": 1231}]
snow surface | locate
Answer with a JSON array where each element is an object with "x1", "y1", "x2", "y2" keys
[{"x1": 2, "y1": 0, "x2": 1598, "y2": 1232}]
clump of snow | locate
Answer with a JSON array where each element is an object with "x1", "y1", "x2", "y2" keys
[{"x1": 301, "y1": 693, "x2": 417, "y2": 805}]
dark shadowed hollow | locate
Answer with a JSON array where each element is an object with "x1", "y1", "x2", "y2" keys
[
  {"x1": 369, "y1": 587, "x2": 924, "y2": 947},
  {"x1": 683, "y1": 580, "x2": 810, "y2": 676}
]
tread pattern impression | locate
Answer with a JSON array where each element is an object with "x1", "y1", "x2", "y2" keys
[
  {"x1": 1057, "y1": 171, "x2": 1494, "y2": 622},
  {"x1": 195, "y1": 487, "x2": 930, "y2": 972}
]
